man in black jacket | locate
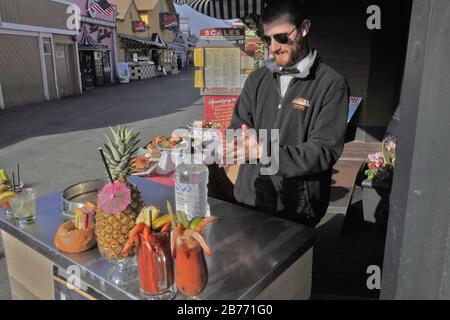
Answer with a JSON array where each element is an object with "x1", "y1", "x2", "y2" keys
[{"x1": 227, "y1": 0, "x2": 349, "y2": 227}]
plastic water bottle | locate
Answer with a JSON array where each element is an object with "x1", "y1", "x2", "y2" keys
[{"x1": 174, "y1": 156, "x2": 210, "y2": 221}]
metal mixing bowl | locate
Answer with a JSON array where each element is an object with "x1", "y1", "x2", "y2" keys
[{"x1": 61, "y1": 179, "x2": 107, "y2": 218}]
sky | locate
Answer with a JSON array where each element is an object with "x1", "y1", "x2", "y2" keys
[{"x1": 174, "y1": 4, "x2": 234, "y2": 36}]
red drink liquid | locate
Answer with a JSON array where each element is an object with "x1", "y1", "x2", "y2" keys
[
  {"x1": 137, "y1": 231, "x2": 176, "y2": 299},
  {"x1": 175, "y1": 237, "x2": 208, "y2": 297}
]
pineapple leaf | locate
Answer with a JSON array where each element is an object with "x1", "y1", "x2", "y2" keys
[
  {"x1": 123, "y1": 128, "x2": 130, "y2": 140},
  {"x1": 129, "y1": 140, "x2": 141, "y2": 154},
  {"x1": 103, "y1": 126, "x2": 143, "y2": 180},
  {"x1": 103, "y1": 144, "x2": 117, "y2": 163},
  {"x1": 124, "y1": 127, "x2": 131, "y2": 140},
  {"x1": 116, "y1": 166, "x2": 128, "y2": 178},
  {"x1": 104, "y1": 154, "x2": 120, "y2": 167},
  {"x1": 119, "y1": 127, "x2": 125, "y2": 141},
  {"x1": 104, "y1": 136, "x2": 122, "y2": 162},
  {"x1": 130, "y1": 147, "x2": 140, "y2": 158},
  {"x1": 109, "y1": 126, "x2": 121, "y2": 145},
  {"x1": 102, "y1": 143, "x2": 118, "y2": 165},
  {"x1": 116, "y1": 135, "x2": 125, "y2": 155},
  {"x1": 104, "y1": 134, "x2": 114, "y2": 150},
  {"x1": 124, "y1": 141, "x2": 140, "y2": 156},
  {"x1": 127, "y1": 128, "x2": 138, "y2": 140},
  {"x1": 117, "y1": 125, "x2": 124, "y2": 141}
]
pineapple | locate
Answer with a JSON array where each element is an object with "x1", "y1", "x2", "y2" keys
[{"x1": 96, "y1": 126, "x2": 144, "y2": 260}]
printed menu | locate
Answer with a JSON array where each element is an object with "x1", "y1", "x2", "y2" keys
[
  {"x1": 204, "y1": 95, "x2": 239, "y2": 130},
  {"x1": 204, "y1": 48, "x2": 241, "y2": 90}
]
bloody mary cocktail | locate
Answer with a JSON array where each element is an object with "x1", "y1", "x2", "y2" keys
[
  {"x1": 137, "y1": 231, "x2": 176, "y2": 300},
  {"x1": 175, "y1": 236, "x2": 208, "y2": 297}
]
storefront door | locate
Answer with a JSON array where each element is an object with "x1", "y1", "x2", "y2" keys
[
  {"x1": 79, "y1": 51, "x2": 111, "y2": 89},
  {"x1": 79, "y1": 51, "x2": 96, "y2": 90},
  {"x1": 102, "y1": 51, "x2": 111, "y2": 85},
  {"x1": 93, "y1": 51, "x2": 104, "y2": 86},
  {"x1": 55, "y1": 44, "x2": 76, "y2": 98}
]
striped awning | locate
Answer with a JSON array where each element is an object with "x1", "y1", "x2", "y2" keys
[
  {"x1": 151, "y1": 33, "x2": 169, "y2": 48},
  {"x1": 78, "y1": 26, "x2": 101, "y2": 47},
  {"x1": 118, "y1": 33, "x2": 164, "y2": 48},
  {"x1": 173, "y1": 0, "x2": 266, "y2": 20}
]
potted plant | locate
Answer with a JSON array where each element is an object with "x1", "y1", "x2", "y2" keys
[{"x1": 361, "y1": 137, "x2": 396, "y2": 226}]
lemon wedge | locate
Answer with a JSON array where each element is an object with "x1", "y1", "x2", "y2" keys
[{"x1": 0, "y1": 191, "x2": 15, "y2": 204}]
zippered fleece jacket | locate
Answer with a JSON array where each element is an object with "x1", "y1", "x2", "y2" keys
[{"x1": 229, "y1": 50, "x2": 349, "y2": 227}]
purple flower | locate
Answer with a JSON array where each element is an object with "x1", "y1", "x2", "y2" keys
[{"x1": 368, "y1": 152, "x2": 384, "y2": 163}]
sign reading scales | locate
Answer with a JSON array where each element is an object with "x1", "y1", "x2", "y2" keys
[{"x1": 199, "y1": 28, "x2": 245, "y2": 41}]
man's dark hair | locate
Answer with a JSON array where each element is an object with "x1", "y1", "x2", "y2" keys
[{"x1": 261, "y1": 0, "x2": 309, "y2": 27}]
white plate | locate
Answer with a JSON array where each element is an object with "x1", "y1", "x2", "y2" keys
[
  {"x1": 131, "y1": 161, "x2": 159, "y2": 176},
  {"x1": 131, "y1": 148, "x2": 159, "y2": 176},
  {"x1": 156, "y1": 139, "x2": 189, "y2": 152}
]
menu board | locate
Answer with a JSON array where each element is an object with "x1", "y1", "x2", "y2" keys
[
  {"x1": 204, "y1": 95, "x2": 239, "y2": 130},
  {"x1": 204, "y1": 48, "x2": 241, "y2": 90},
  {"x1": 240, "y1": 52, "x2": 255, "y2": 70}
]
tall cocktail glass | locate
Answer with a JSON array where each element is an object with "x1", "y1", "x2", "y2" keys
[
  {"x1": 137, "y1": 231, "x2": 176, "y2": 300},
  {"x1": 175, "y1": 236, "x2": 208, "y2": 298}
]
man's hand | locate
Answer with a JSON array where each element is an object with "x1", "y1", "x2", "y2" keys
[{"x1": 220, "y1": 124, "x2": 263, "y2": 167}]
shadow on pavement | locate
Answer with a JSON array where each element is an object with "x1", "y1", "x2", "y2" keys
[
  {"x1": 0, "y1": 70, "x2": 200, "y2": 149},
  {"x1": 312, "y1": 211, "x2": 386, "y2": 299}
]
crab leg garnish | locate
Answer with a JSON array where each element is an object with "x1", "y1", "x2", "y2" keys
[
  {"x1": 184, "y1": 229, "x2": 212, "y2": 257},
  {"x1": 194, "y1": 216, "x2": 219, "y2": 235},
  {"x1": 161, "y1": 221, "x2": 172, "y2": 233},
  {"x1": 121, "y1": 223, "x2": 145, "y2": 256},
  {"x1": 171, "y1": 224, "x2": 184, "y2": 259}
]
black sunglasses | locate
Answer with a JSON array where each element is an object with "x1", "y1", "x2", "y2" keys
[{"x1": 262, "y1": 25, "x2": 298, "y2": 46}]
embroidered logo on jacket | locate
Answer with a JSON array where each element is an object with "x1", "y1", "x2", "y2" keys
[{"x1": 292, "y1": 97, "x2": 311, "y2": 111}]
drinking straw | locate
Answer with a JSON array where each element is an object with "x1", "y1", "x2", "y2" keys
[
  {"x1": 98, "y1": 148, "x2": 114, "y2": 184},
  {"x1": 12, "y1": 172, "x2": 15, "y2": 192},
  {"x1": 166, "y1": 200, "x2": 177, "y2": 227},
  {"x1": 149, "y1": 207, "x2": 153, "y2": 231},
  {"x1": 17, "y1": 164, "x2": 20, "y2": 186}
]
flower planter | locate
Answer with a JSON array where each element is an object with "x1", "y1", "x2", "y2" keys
[{"x1": 361, "y1": 179, "x2": 391, "y2": 226}]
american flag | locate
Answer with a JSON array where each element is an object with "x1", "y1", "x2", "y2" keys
[{"x1": 89, "y1": 0, "x2": 114, "y2": 16}]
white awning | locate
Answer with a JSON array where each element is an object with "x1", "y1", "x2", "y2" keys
[
  {"x1": 118, "y1": 33, "x2": 164, "y2": 48},
  {"x1": 151, "y1": 33, "x2": 169, "y2": 49},
  {"x1": 173, "y1": 0, "x2": 265, "y2": 20}
]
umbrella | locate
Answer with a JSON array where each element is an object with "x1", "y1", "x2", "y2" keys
[{"x1": 97, "y1": 182, "x2": 131, "y2": 214}]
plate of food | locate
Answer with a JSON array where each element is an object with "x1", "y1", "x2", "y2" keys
[
  {"x1": 131, "y1": 148, "x2": 159, "y2": 176},
  {"x1": 146, "y1": 135, "x2": 188, "y2": 151},
  {"x1": 187, "y1": 120, "x2": 221, "y2": 130},
  {"x1": 144, "y1": 136, "x2": 189, "y2": 175}
]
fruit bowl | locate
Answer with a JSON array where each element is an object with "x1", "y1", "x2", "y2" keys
[{"x1": 61, "y1": 179, "x2": 107, "y2": 218}]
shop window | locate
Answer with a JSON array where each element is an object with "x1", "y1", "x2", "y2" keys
[
  {"x1": 43, "y1": 39, "x2": 52, "y2": 56},
  {"x1": 140, "y1": 13, "x2": 149, "y2": 25}
]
